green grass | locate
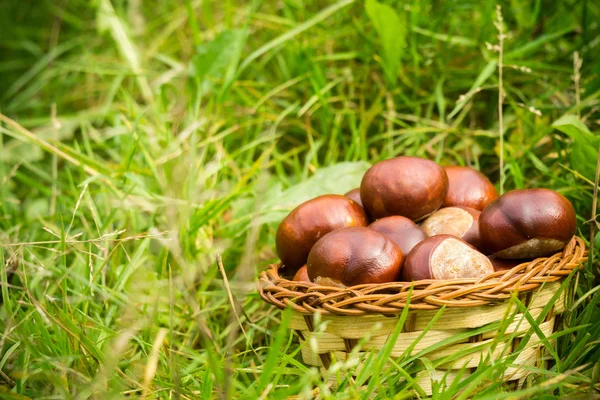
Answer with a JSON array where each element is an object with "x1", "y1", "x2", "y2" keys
[{"x1": 1, "y1": 0, "x2": 600, "y2": 398}]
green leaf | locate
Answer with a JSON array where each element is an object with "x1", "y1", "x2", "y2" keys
[
  {"x1": 190, "y1": 29, "x2": 247, "y2": 98},
  {"x1": 553, "y1": 115, "x2": 599, "y2": 180},
  {"x1": 365, "y1": 0, "x2": 406, "y2": 85},
  {"x1": 259, "y1": 161, "x2": 370, "y2": 224}
]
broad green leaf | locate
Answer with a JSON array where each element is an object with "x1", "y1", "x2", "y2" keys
[
  {"x1": 365, "y1": 0, "x2": 406, "y2": 85},
  {"x1": 258, "y1": 161, "x2": 370, "y2": 224},
  {"x1": 553, "y1": 115, "x2": 599, "y2": 180},
  {"x1": 190, "y1": 29, "x2": 247, "y2": 98}
]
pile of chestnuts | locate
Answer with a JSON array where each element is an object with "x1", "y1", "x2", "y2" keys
[{"x1": 276, "y1": 156, "x2": 577, "y2": 286}]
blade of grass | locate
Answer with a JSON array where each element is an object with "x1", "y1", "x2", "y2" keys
[{"x1": 238, "y1": 0, "x2": 356, "y2": 74}]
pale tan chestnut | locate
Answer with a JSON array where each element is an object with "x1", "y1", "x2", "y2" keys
[
  {"x1": 402, "y1": 235, "x2": 493, "y2": 281},
  {"x1": 420, "y1": 206, "x2": 482, "y2": 250},
  {"x1": 479, "y1": 189, "x2": 576, "y2": 259}
]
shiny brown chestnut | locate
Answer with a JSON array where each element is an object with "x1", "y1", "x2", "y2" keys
[
  {"x1": 276, "y1": 195, "x2": 368, "y2": 273},
  {"x1": 403, "y1": 235, "x2": 494, "y2": 281},
  {"x1": 443, "y1": 166, "x2": 499, "y2": 211},
  {"x1": 479, "y1": 189, "x2": 576, "y2": 259},
  {"x1": 344, "y1": 188, "x2": 363, "y2": 207},
  {"x1": 307, "y1": 227, "x2": 404, "y2": 286},
  {"x1": 369, "y1": 216, "x2": 427, "y2": 255},
  {"x1": 421, "y1": 206, "x2": 482, "y2": 250},
  {"x1": 488, "y1": 256, "x2": 528, "y2": 272},
  {"x1": 360, "y1": 156, "x2": 448, "y2": 221},
  {"x1": 293, "y1": 265, "x2": 311, "y2": 282}
]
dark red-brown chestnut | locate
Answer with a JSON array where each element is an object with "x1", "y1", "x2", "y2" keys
[
  {"x1": 307, "y1": 227, "x2": 404, "y2": 286},
  {"x1": 479, "y1": 189, "x2": 576, "y2": 259},
  {"x1": 360, "y1": 156, "x2": 448, "y2": 221},
  {"x1": 293, "y1": 265, "x2": 311, "y2": 283},
  {"x1": 487, "y1": 256, "x2": 528, "y2": 272},
  {"x1": 421, "y1": 206, "x2": 482, "y2": 250},
  {"x1": 403, "y1": 235, "x2": 494, "y2": 281},
  {"x1": 443, "y1": 166, "x2": 499, "y2": 211},
  {"x1": 276, "y1": 195, "x2": 368, "y2": 273},
  {"x1": 344, "y1": 188, "x2": 363, "y2": 208},
  {"x1": 369, "y1": 216, "x2": 427, "y2": 255}
]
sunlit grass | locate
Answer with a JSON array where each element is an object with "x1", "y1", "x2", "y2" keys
[{"x1": 1, "y1": 0, "x2": 599, "y2": 398}]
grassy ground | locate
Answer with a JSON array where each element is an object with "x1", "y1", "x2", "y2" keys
[{"x1": 1, "y1": 0, "x2": 600, "y2": 398}]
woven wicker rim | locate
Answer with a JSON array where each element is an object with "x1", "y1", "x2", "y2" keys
[{"x1": 258, "y1": 236, "x2": 587, "y2": 315}]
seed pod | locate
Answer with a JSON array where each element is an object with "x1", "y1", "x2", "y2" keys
[
  {"x1": 421, "y1": 206, "x2": 482, "y2": 250},
  {"x1": 479, "y1": 189, "x2": 576, "y2": 259},
  {"x1": 293, "y1": 265, "x2": 311, "y2": 282},
  {"x1": 344, "y1": 188, "x2": 363, "y2": 208},
  {"x1": 369, "y1": 216, "x2": 427, "y2": 255},
  {"x1": 276, "y1": 195, "x2": 368, "y2": 273},
  {"x1": 403, "y1": 235, "x2": 493, "y2": 281},
  {"x1": 360, "y1": 156, "x2": 448, "y2": 221},
  {"x1": 307, "y1": 227, "x2": 404, "y2": 286},
  {"x1": 443, "y1": 166, "x2": 498, "y2": 211}
]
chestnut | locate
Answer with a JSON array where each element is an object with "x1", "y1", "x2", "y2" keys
[
  {"x1": 369, "y1": 216, "x2": 427, "y2": 255},
  {"x1": 403, "y1": 235, "x2": 493, "y2": 281},
  {"x1": 344, "y1": 188, "x2": 363, "y2": 207},
  {"x1": 421, "y1": 206, "x2": 482, "y2": 250},
  {"x1": 360, "y1": 156, "x2": 448, "y2": 221},
  {"x1": 479, "y1": 189, "x2": 576, "y2": 259},
  {"x1": 307, "y1": 227, "x2": 404, "y2": 286},
  {"x1": 293, "y1": 265, "x2": 311, "y2": 282},
  {"x1": 276, "y1": 195, "x2": 368, "y2": 273},
  {"x1": 443, "y1": 166, "x2": 499, "y2": 211},
  {"x1": 488, "y1": 256, "x2": 528, "y2": 272}
]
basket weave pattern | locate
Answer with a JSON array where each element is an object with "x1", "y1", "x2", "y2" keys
[
  {"x1": 259, "y1": 237, "x2": 586, "y2": 315},
  {"x1": 258, "y1": 237, "x2": 587, "y2": 393}
]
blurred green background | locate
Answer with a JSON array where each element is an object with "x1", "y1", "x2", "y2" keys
[{"x1": 1, "y1": 0, "x2": 599, "y2": 398}]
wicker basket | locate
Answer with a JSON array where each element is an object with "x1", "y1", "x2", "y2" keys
[{"x1": 258, "y1": 236, "x2": 587, "y2": 395}]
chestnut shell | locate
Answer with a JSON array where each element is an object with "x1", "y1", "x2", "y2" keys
[
  {"x1": 293, "y1": 265, "x2": 311, "y2": 282},
  {"x1": 479, "y1": 188, "x2": 576, "y2": 259},
  {"x1": 443, "y1": 166, "x2": 499, "y2": 211},
  {"x1": 344, "y1": 188, "x2": 363, "y2": 208},
  {"x1": 307, "y1": 227, "x2": 404, "y2": 286},
  {"x1": 488, "y1": 256, "x2": 527, "y2": 272},
  {"x1": 369, "y1": 216, "x2": 427, "y2": 255},
  {"x1": 360, "y1": 156, "x2": 449, "y2": 221},
  {"x1": 403, "y1": 235, "x2": 493, "y2": 281},
  {"x1": 276, "y1": 195, "x2": 368, "y2": 273}
]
